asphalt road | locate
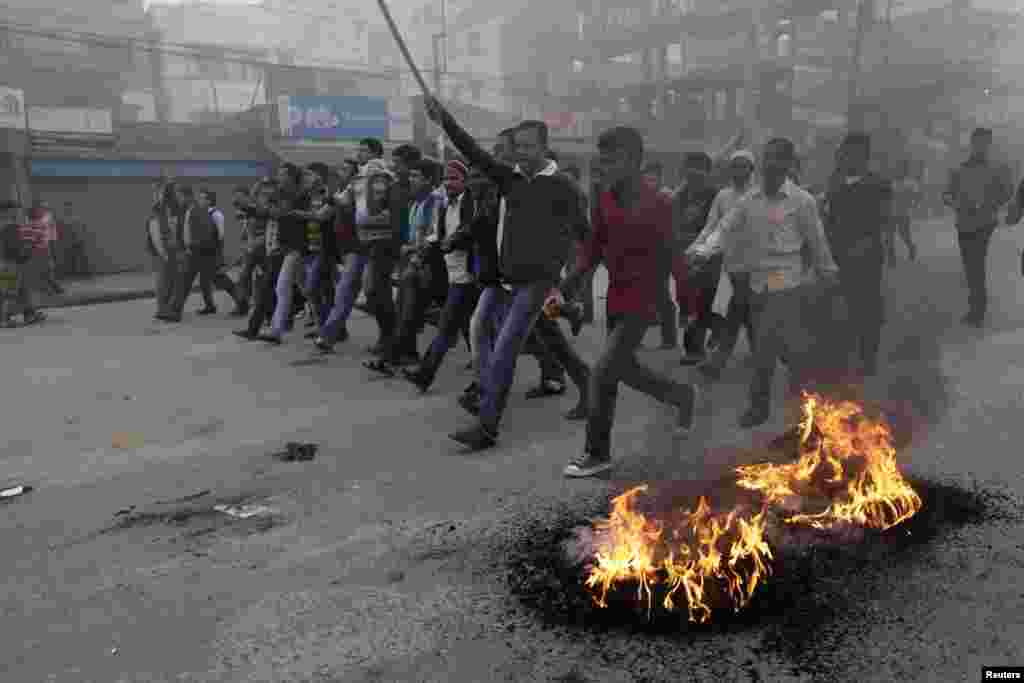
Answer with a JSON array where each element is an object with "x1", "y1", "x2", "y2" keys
[{"x1": 1, "y1": 215, "x2": 1023, "y2": 682}]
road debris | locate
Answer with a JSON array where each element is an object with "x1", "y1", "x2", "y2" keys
[
  {"x1": 213, "y1": 503, "x2": 277, "y2": 519},
  {"x1": 155, "y1": 490, "x2": 211, "y2": 505},
  {"x1": 272, "y1": 442, "x2": 319, "y2": 462},
  {"x1": 1, "y1": 484, "x2": 33, "y2": 501},
  {"x1": 112, "y1": 432, "x2": 145, "y2": 449}
]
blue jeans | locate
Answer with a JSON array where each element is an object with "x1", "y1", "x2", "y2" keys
[
  {"x1": 418, "y1": 283, "x2": 480, "y2": 381},
  {"x1": 270, "y1": 250, "x2": 303, "y2": 337},
  {"x1": 476, "y1": 282, "x2": 552, "y2": 434},
  {"x1": 320, "y1": 252, "x2": 368, "y2": 343},
  {"x1": 303, "y1": 252, "x2": 337, "y2": 327}
]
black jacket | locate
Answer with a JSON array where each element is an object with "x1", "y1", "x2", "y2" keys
[
  {"x1": 469, "y1": 193, "x2": 501, "y2": 286},
  {"x1": 438, "y1": 109, "x2": 587, "y2": 285},
  {"x1": 823, "y1": 172, "x2": 892, "y2": 265},
  {"x1": 438, "y1": 190, "x2": 476, "y2": 252}
]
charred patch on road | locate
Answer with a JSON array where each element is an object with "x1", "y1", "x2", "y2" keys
[
  {"x1": 104, "y1": 493, "x2": 287, "y2": 542},
  {"x1": 504, "y1": 478, "x2": 1020, "y2": 680}
]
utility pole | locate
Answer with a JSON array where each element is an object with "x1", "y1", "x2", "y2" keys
[
  {"x1": 847, "y1": 0, "x2": 873, "y2": 132},
  {"x1": 433, "y1": 0, "x2": 447, "y2": 163},
  {"x1": 432, "y1": 33, "x2": 445, "y2": 162},
  {"x1": 742, "y1": 0, "x2": 762, "y2": 147}
]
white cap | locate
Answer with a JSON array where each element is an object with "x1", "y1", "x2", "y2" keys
[{"x1": 730, "y1": 149, "x2": 756, "y2": 165}]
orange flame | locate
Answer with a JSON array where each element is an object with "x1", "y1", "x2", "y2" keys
[{"x1": 583, "y1": 392, "x2": 921, "y2": 622}]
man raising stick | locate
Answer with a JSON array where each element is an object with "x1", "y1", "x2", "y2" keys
[
  {"x1": 424, "y1": 95, "x2": 587, "y2": 452},
  {"x1": 551, "y1": 126, "x2": 700, "y2": 478}
]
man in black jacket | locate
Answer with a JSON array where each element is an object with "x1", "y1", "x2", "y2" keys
[
  {"x1": 823, "y1": 132, "x2": 892, "y2": 377},
  {"x1": 164, "y1": 185, "x2": 222, "y2": 321},
  {"x1": 401, "y1": 159, "x2": 481, "y2": 390},
  {"x1": 425, "y1": 96, "x2": 587, "y2": 451}
]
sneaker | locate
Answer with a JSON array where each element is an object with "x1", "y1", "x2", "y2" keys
[
  {"x1": 401, "y1": 367, "x2": 432, "y2": 393},
  {"x1": 457, "y1": 391, "x2": 480, "y2": 417},
  {"x1": 564, "y1": 452, "x2": 613, "y2": 478},
  {"x1": 674, "y1": 384, "x2": 699, "y2": 437},
  {"x1": 314, "y1": 337, "x2": 334, "y2": 354},
  {"x1": 739, "y1": 406, "x2": 771, "y2": 429},
  {"x1": 450, "y1": 424, "x2": 497, "y2": 451},
  {"x1": 304, "y1": 330, "x2": 319, "y2": 340},
  {"x1": 257, "y1": 333, "x2": 282, "y2": 345},
  {"x1": 962, "y1": 312, "x2": 984, "y2": 328},
  {"x1": 233, "y1": 329, "x2": 258, "y2": 341},
  {"x1": 364, "y1": 358, "x2": 396, "y2": 377},
  {"x1": 196, "y1": 306, "x2": 217, "y2": 316}
]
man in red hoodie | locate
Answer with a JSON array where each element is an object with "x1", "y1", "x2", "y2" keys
[{"x1": 551, "y1": 126, "x2": 700, "y2": 477}]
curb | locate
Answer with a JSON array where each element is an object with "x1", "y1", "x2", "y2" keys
[{"x1": 40, "y1": 289, "x2": 157, "y2": 310}]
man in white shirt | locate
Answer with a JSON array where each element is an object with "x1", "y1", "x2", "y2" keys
[
  {"x1": 688, "y1": 137, "x2": 838, "y2": 429},
  {"x1": 695, "y1": 149, "x2": 758, "y2": 380}
]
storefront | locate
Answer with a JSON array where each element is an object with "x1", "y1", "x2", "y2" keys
[{"x1": 30, "y1": 158, "x2": 272, "y2": 275}]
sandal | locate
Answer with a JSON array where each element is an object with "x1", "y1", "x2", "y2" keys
[
  {"x1": 526, "y1": 380, "x2": 566, "y2": 400},
  {"x1": 364, "y1": 358, "x2": 396, "y2": 377}
]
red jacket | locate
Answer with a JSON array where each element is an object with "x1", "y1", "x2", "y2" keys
[{"x1": 569, "y1": 185, "x2": 674, "y2": 322}]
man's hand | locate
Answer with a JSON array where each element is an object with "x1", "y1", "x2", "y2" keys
[
  {"x1": 544, "y1": 289, "x2": 565, "y2": 312},
  {"x1": 424, "y1": 95, "x2": 445, "y2": 126},
  {"x1": 685, "y1": 250, "x2": 709, "y2": 271}
]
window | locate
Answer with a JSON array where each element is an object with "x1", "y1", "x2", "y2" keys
[
  {"x1": 571, "y1": 59, "x2": 584, "y2": 74},
  {"x1": 466, "y1": 32, "x2": 482, "y2": 57}
]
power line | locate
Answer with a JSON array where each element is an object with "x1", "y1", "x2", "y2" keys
[{"x1": 0, "y1": 15, "x2": 543, "y2": 94}]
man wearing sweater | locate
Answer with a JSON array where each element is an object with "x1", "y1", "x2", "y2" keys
[
  {"x1": 425, "y1": 96, "x2": 587, "y2": 451},
  {"x1": 552, "y1": 126, "x2": 699, "y2": 478},
  {"x1": 688, "y1": 137, "x2": 839, "y2": 429},
  {"x1": 942, "y1": 127, "x2": 1013, "y2": 328},
  {"x1": 695, "y1": 149, "x2": 758, "y2": 381},
  {"x1": 822, "y1": 133, "x2": 892, "y2": 377}
]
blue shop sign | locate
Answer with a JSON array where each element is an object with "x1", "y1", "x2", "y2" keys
[{"x1": 280, "y1": 96, "x2": 389, "y2": 140}]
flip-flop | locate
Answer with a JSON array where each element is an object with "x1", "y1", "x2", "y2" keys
[{"x1": 525, "y1": 381, "x2": 566, "y2": 400}]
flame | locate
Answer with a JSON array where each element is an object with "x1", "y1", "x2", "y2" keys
[{"x1": 582, "y1": 392, "x2": 921, "y2": 622}]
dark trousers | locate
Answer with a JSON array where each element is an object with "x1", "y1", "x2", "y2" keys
[
  {"x1": 173, "y1": 247, "x2": 220, "y2": 314},
  {"x1": 532, "y1": 314, "x2": 590, "y2": 395},
  {"x1": 706, "y1": 271, "x2": 756, "y2": 367},
  {"x1": 476, "y1": 282, "x2": 552, "y2": 434},
  {"x1": 957, "y1": 224, "x2": 996, "y2": 320},
  {"x1": 684, "y1": 255, "x2": 723, "y2": 353},
  {"x1": 836, "y1": 252, "x2": 884, "y2": 372},
  {"x1": 365, "y1": 246, "x2": 398, "y2": 347},
  {"x1": 386, "y1": 253, "x2": 446, "y2": 361},
  {"x1": 154, "y1": 252, "x2": 180, "y2": 317},
  {"x1": 236, "y1": 244, "x2": 266, "y2": 311},
  {"x1": 246, "y1": 251, "x2": 285, "y2": 336},
  {"x1": 655, "y1": 275, "x2": 679, "y2": 347},
  {"x1": 585, "y1": 314, "x2": 690, "y2": 458},
  {"x1": 419, "y1": 282, "x2": 482, "y2": 382}
]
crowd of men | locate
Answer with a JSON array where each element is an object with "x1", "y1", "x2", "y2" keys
[{"x1": 5, "y1": 108, "x2": 1015, "y2": 478}]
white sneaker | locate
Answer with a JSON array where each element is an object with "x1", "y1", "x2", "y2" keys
[{"x1": 564, "y1": 453, "x2": 613, "y2": 478}]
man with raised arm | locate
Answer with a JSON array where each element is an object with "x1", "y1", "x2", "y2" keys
[{"x1": 424, "y1": 95, "x2": 587, "y2": 452}]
